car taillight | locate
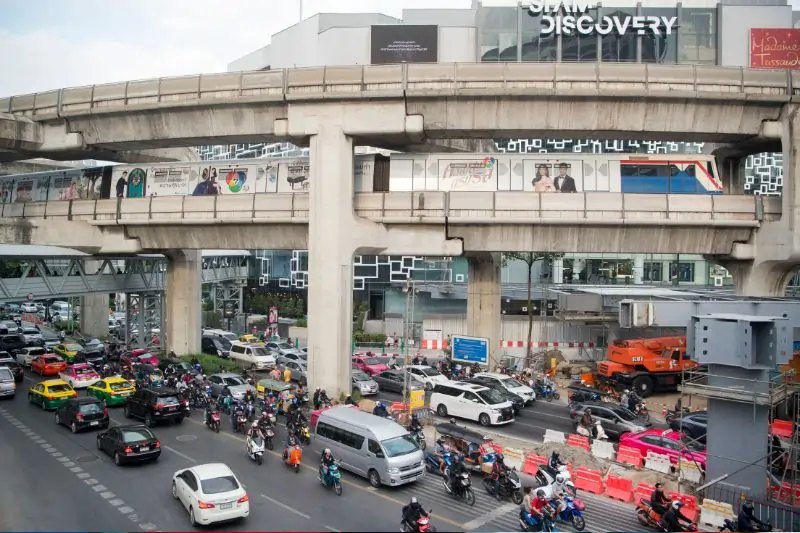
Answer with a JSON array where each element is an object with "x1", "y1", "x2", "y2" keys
[
  {"x1": 197, "y1": 501, "x2": 215, "y2": 509},
  {"x1": 47, "y1": 395, "x2": 54, "y2": 400},
  {"x1": 569, "y1": 410, "x2": 576, "y2": 417},
  {"x1": 155, "y1": 441, "x2": 161, "y2": 449},
  {"x1": 123, "y1": 446, "x2": 132, "y2": 454},
  {"x1": 103, "y1": 407, "x2": 109, "y2": 417},
  {"x1": 76, "y1": 413, "x2": 84, "y2": 421},
  {"x1": 181, "y1": 400, "x2": 188, "y2": 406},
  {"x1": 237, "y1": 494, "x2": 249, "y2": 503},
  {"x1": 153, "y1": 403, "x2": 165, "y2": 410}
]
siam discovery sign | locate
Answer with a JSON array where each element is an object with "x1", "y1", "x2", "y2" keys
[
  {"x1": 750, "y1": 29, "x2": 800, "y2": 70},
  {"x1": 526, "y1": 0, "x2": 677, "y2": 36}
]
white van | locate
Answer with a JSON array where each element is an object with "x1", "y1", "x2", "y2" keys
[
  {"x1": 430, "y1": 382, "x2": 515, "y2": 426},
  {"x1": 472, "y1": 372, "x2": 537, "y2": 405},
  {"x1": 229, "y1": 343, "x2": 276, "y2": 370},
  {"x1": 202, "y1": 329, "x2": 239, "y2": 344},
  {"x1": 315, "y1": 406, "x2": 425, "y2": 488}
]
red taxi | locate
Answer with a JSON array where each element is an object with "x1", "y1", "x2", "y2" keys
[{"x1": 31, "y1": 355, "x2": 68, "y2": 376}]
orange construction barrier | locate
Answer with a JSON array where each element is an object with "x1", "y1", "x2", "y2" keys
[
  {"x1": 492, "y1": 443, "x2": 504, "y2": 454},
  {"x1": 616, "y1": 445, "x2": 644, "y2": 468},
  {"x1": 604, "y1": 475, "x2": 634, "y2": 502},
  {"x1": 573, "y1": 467, "x2": 604, "y2": 495},
  {"x1": 522, "y1": 453, "x2": 548, "y2": 476},
  {"x1": 669, "y1": 492, "x2": 699, "y2": 522},
  {"x1": 634, "y1": 483, "x2": 655, "y2": 504},
  {"x1": 772, "y1": 419, "x2": 793, "y2": 439},
  {"x1": 566, "y1": 434, "x2": 590, "y2": 451}
]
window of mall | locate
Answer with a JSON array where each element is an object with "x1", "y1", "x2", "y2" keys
[{"x1": 479, "y1": 4, "x2": 716, "y2": 65}]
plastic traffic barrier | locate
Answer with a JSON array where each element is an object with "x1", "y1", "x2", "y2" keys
[
  {"x1": 566, "y1": 434, "x2": 590, "y2": 451},
  {"x1": 698, "y1": 499, "x2": 735, "y2": 529},
  {"x1": 644, "y1": 451, "x2": 672, "y2": 474},
  {"x1": 677, "y1": 459, "x2": 703, "y2": 483},
  {"x1": 772, "y1": 419, "x2": 793, "y2": 439},
  {"x1": 669, "y1": 492, "x2": 699, "y2": 522},
  {"x1": 633, "y1": 483, "x2": 655, "y2": 504},
  {"x1": 616, "y1": 445, "x2": 644, "y2": 468},
  {"x1": 604, "y1": 475, "x2": 634, "y2": 502},
  {"x1": 573, "y1": 467, "x2": 604, "y2": 495},
  {"x1": 543, "y1": 429, "x2": 566, "y2": 444},
  {"x1": 503, "y1": 447, "x2": 524, "y2": 470},
  {"x1": 491, "y1": 442, "x2": 504, "y2": 454},
  {"x1": 590, "y1": 439, "x2": 616, "y2": 460}
]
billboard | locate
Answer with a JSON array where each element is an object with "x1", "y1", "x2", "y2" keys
[
  {"x1": 750, "y1": 28, "x2": 800, "y2": 69},
  {"x1": 370, "y1": 25, "x2": 438, "y2": 64}
]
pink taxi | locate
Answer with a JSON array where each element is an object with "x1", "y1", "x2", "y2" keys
[
  {"x1": 58, "y1": 363, "x2": 101, "y2": 389},
  {"x1": 352, "y1": 355, "x2": 389, "y2": 376},
  {"x1": 620, "y1": 429, "x2": 707, "y2": 470}
]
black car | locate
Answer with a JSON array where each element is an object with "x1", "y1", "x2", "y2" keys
[
  {"x1": 75, "y1": 350, "x2": 106, "y2": 371},
  {"x1": 669, "y1": 411, "x2": 707, "y2": 444},
  {"x1": 202, "y1": 336, "x2": 231, "y2": 358},
  {"x1": 461, "y1": 378, "x2": 525, "y2": 414},
  {"x1": 0, "y1": 357, "x2": 23, "y2": 383},
  {"x1": 81, "y1": 338, "x2": 105, "y2": 356},
  {"x1": 55, "y1": 397, "x2": 109, "y2": 433},
  {"x1": 0, "y1": 334, "x2": 26, "y2": 354},
  {"x1": 96, "y1": 424, "x2": 161, "y2": 466},
  {"x1": 123, "y1": 386, "x2": 185, "y2": 427}
]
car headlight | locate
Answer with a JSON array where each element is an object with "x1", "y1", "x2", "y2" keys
[
  {"x1": 491, "y1": 408, "x2": 500, "y2": 413},
  {"x1": 387, "y1": 467, "x2": 400, "y2": 474}
]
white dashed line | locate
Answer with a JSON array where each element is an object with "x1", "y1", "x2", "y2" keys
[{"x1": 0, "y1": 407, "x2": 159, "y2": 531}]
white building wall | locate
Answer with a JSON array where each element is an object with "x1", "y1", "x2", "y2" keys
[
  {"x1": 439, "y1": 27, "x2": 478, "y2": 62},
  {"x1": 320, "y1": 28, "x2": 372, "y2": 65},
  {"x1": 720, "y1": 5, "x2": 792, "y2": 67}
]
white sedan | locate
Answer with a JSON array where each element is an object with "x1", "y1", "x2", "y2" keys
[{"x1": 172, "y1": 463, "x2": 250, "y2": 526}]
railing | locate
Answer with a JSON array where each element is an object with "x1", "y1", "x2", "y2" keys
[
  {"x1": 0, "y1": 192, "x2": 779, "y2": 227},
  {"x1": 1, "y1": 63, "x2": 797, "y2": 117}
]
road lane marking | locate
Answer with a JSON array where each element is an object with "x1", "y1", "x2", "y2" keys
[
  {"x1": 0, "y1": 406, "x2": 159, "y2": 531},
  {"x1": 260, "y1": 494, "x2": 311, "y2": 519},
  {"x1": 163, "y1": 445, "x2": 197, "y2": 463},
  {"x1": 463, "y1": 502, "x2": 518, "y2": 530},
  {"x1": 325, "y1": 526, "x2": 340, "y2": 532}
]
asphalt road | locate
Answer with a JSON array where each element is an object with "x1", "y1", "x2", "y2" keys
[{"x1": 0, "y1": 374, "x2": 646, "y2": 533}]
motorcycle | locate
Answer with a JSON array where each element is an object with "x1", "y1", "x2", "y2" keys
[
  {"x1": 319, "y1": 462, "x2": 343, "y2": 496},
  {"x1": 664, "y1": 407, "x2": 691, "y2": 424},
  {"x1": 234, "y1": 412, "x2": 248, "y2": 433},
  {"x1": 296, "y1": 422, "x2": 311, "y2": 444},
  {"x1": 424, "y1": 451, "x2": 459, "y2": 477},
  {"x1": 719, "y1": 519, "x2": 771, "y2": 532},
  {"x1": 482, "y1": 469, "x2": 524, "y2": 504},
  {"x1": 181, "y1": 398, "x2": 191, "y2": 418},
  {"x1": 259, "y1": 424, "x2": 275, "y2": 450},
  {"x1": 535, "y1": 382, "x2": 561, "y2": 402},
  {"x1": 633, "y1": 402, "x2": 650, "y2": 421},
  {"x1": 519, "y1": 509, "x2": 557, "y2": 532},
  {"x1": 410, "y1": 427, "x2": 426, "y2": 451},
  {"x1": 205, "y1": 410, "x2": 221, "y2": 433},
  {"x1": 283, "y1": 443, "x2": 302, "y2": 473},
  {"x1": 401, "y1": 511, "x2": 436, "y2": 533},
  {"x1": 443, "y1": 471, "x2": 475, "y2": 506},
  {"x1": 246, "y1": 435, "x2": 265, "y2": 465},
  {"x1": 550, "y1": 495, "x2": 586, "y2": 531},
  {"x1": 576, "y1": 420, "x2": 608, "y2": 441},
  {"x1": 636, "y1": 498, "x2": 666, "y2": 530},
  {"x1": 534, "y1": 467, "x2": 577, "y2": 499}
]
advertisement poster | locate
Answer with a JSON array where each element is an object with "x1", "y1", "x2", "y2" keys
[
  {"x1": 437, "y1": 157, "x2": 498, "y2": 191},
  {"x1": 370, "y1": 25, "x2": 438, "y2": 64},
  {"x1": 522, "y1": 160, "x2": 582, "y2": 193},
  {"x1": 145, "y1": 166, "x2": 191, "y2": 197},
  {"x1": 268, "y1": 307, "x2": 279, "y2": 325},
  {"x1": 281, "y1": 161, "x2": 310, "y2": 192},
  {"x1": 109, "y1": 167, "x2": 148, "y2": 198},
  {"x1": 750, "y1": 28, "x2": 800, "y2": 69},
  {"x1": 214, "y1": 164, "x2": 269, "y2": 195}
]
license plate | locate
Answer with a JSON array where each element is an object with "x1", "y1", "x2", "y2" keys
[
  {"x1": 140, "y1": 446, "x2": 149, "y2": 452},
  {"x1": 90, "y1": 421, "x2": 99, "y2": 426},
  {"x1": 219, "y1": 503, "x2": 232, "y2": 510},
  {"x1": 168, "y1": 406, "x2": 176, "y2": 411}
]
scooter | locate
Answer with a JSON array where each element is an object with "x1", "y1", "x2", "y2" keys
[
  {"x1": 482, "y1": 469, "x2": 524, "y2": 504},
  {"x1": 535, "y1": 382, "x2": 560, "y2": 402},
  {"x1": 401, "y1": 511, "x2": 436, "y2": 533},
  {"x1": 262, "y1": 425, "x2": 275, "y2": 450},
  {"x1": 635, "y1": 498, "x2": 665, "y2": 530},
  {"x1": 519, "y1": 509, "x2": 557, "y2": 532},
  {"x1": 576, "y1": 420, "x2": 608, "y2": 441},
  {"x1": 424, "y1": 451, "x2": 459, "y2": 477},
  {"x1": 205, "y1": 410, "x2": 221, "y2": 433},
  {"x1": 235, "y1": 413, "x2": 248, "y2": 433},
  {"x1": 719, "y1": 519, "x2": 771, "y2": 532},
  {"x1": 410, "y1": 427, "x2": 426, "y2": 450},
  {"x1": 296, "y1": 422, "x2": 311, "y2": 444},
  {"x1": 283, "y1": 443, "x2": 302, "y2": 473},
  {"x1": 246, "y1": 435, "x2": 265, "y2": 465},
  {"x1": 443, "y1": 471, "x2": 475, "y2": 506},
  {"x1": 550, "y1": 495, "x2": 586, "y2": 531},
  {"x1": 319, "y1": 462, "x2": 343, "y2": 496}
]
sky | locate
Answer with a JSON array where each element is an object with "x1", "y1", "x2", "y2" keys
[{"x1": 1, "y1": 0, "x2": 800, "y2": 97}]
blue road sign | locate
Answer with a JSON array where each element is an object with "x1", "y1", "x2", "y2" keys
[{"x1": 452, "y1": 335, "x2": 489, "y2": 365}]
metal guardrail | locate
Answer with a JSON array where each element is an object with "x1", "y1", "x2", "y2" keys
[
  {"x1": 0, "y1": 192, "x2": 777, "y2": 227},
  {"x1": 1, "y1": 63, "x2": 798, "y2": 117}
]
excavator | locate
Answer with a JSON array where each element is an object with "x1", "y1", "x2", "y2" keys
[{"x1": 595, "y1": 336, "x2": 699, "y2": 398}]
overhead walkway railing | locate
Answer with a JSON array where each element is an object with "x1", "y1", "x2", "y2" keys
[
  {"x1": 0, "y1": 192, "x2": 779, "y2": 227},
  {"x1": 1, "y1": 62, "x2": 798, "y2": 115}
]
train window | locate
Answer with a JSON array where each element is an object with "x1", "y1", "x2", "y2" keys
[
  {"x1": 636, "y1": 165, "x2": 668, "y2": 177},
  {"x1": 684, "y1": 164, "x2": 696, "y2": 177},
  {"x1": 669, "y1": 165, "x2": 681, "y2": 177},
  {"x1": 706, "y1": 162, "x2": 715, "y2": 179},
  {"x1": 620, "y1": 164, "x2": 638, "y2": 177}
]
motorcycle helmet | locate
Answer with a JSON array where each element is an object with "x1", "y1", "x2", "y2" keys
[
  {"x1": 584, "y1": 408, "x2": 592, "y2": 415},
  {"x1": 742, "y1": 501, "x2": 754, "y2": 515},
  {"x1": 556, "y1": 474, "x2": 565, "y2": 483},
  {"x1": 496, "y1": 454, "x2": 504, "y2": 463},
  {"x1": 251, "y1": 421, "x2": 258, "y2": 428},
  {"x1": 671, "y1": 501, "x2": 684, "y2": 510},
  {"x1": 624, "y1": 389, "x2": 630, "y2": 394},
  {"x1": 452, "y1": 455, "x2": 461, "y2": 463},
  {"x1": 552, "y1": 451, "x2": 560, "y2": 459},
  {"x1": 315, "y1": 387, "x2": 321, "y2": 391},
  {"x1": 376, "y1": 401, "x2": 382, "y2": 408},
  {"x1": 410, "y1": 496, "x2": 418, "y2": 504},
  {"x1": 536, "y1": 489, "x2": 546, "y2": 498}
]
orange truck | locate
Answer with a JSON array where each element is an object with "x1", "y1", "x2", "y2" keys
[{"x1": 595, "y1": 336, "x2": 699, "y2": 398}]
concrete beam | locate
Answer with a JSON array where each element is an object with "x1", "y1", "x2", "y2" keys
[
  {"x1": 110, "y1": 147, "x2": 200, "y2": 163},
  {"x1": 0, "y1": 114, "x2": 42, "y2": 152},
  {"x1": 0, "y1": 159, "x2": 82, "y2": 176},
  {"x1": 0, "y1": 219, "x2": 142, "y2": 254},
  {"x1": 618, "y1": 299, "x2": 800, "y2": 329}
]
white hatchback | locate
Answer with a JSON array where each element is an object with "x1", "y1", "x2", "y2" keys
[{"x1": 172, "y1": 463, "x2": 250, "y2": 526}]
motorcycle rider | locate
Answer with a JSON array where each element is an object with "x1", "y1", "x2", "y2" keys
[
  {"x1": 401, "y1": 496, "x2": 429, "y2": 531},
  {"x1": 661, "y1": 500, "x2": 693, "y2": 532},
  {"x1": 434, "y1": 438, "x2": 452, "y2": 475},
  {"x1": 579, "y1": 408, "x2": 596, "y2": 438},
  {"x1": 231, "y1": 401, "x2": 246, "y2": 432},
  {"x1": 547, "y1": 450, "x2": 568, "y2": 478},
  {"x1": 313, "y1": 387, "x2": 322, "y2": 409},
  {"x1": 738, "y1": 501, "x2": 768, "y2": 532},
  {"x1": 373, "y1": 401, "x2": 389, "y2": 418},
  {"x1": 553, "y1": 473, "x2": 570, "y2": 496},
  {"x1": 448, "y1": 454, "x2": 468, "y2": 493},
  {"x1": 409, "y1": 413, "x2": 423, "y2": 434},
  {"x1": 620, "y1": 389, "x2": 631, "y2": 409},
  {"x1": 650, "y1": 482, "x2": 671, "y2": 516},
  {"x1": 204, "y1": 402, "x2": 220, "y2": 427},
  {"x1": 491, "y1": 453, "x2": 510, "y2": 495},
  {"x1": 520, "y1": 486, "x2": 535, "y2": 523},
  {"x1": 319, "y1": 447, "x2": 336, "y2": 480},
  {"x1": 344, "y1": 394, "x2": 357, "y2": 406},
  {"x1": 530, "y1": 489, "x2": 554, "y2": 526}
]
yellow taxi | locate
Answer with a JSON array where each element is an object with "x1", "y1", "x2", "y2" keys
[
  {"x1": 53, "y1": 343, "x2": 84, "y2": 363},
  {"x1": 28, "y1": 379, "x2": 78, "y2": 410},
  {"x1": 238, "y1": 334, "x2": 264, "y2": 345},
  {"x1": 86, "y1": 376, "x2": 136, "y2": 407}
]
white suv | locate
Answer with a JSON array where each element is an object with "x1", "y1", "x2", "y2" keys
[
  {"x1": 406, "y1": 365, "x2": 450, "y2": 390},
  {"x1": 430, "y1": 382, "x2": 515, "y2": 426},
  {"x1": 229, "y1": 343, "x2": 276, "y2": 370},
  {"x1": 472, "y1": 372, "x2": 536, "y2": 405}
]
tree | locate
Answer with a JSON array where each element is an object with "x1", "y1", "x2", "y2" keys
[{"x1": 502, "y1": 252, "x2": 564, "y2": 366}]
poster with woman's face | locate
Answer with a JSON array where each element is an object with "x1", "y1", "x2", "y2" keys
[
  {"x1": 526, "y1": 163, "x2": 557, "y2": 192},
  {"x1": 523, "y1": 160, "x2": 582, "y2": 193}
]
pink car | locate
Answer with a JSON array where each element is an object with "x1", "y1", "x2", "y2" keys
[
  {"x1": 130, "y1": 349, "x2": 159, "y2": 366},
  {"x1": 58, "y1": 363, "x2": 101, "y2": 389},
  {"x1": 620, "y1": 429, "x2": 707, "y2": 470},
  {"x1": 352, "y1": 355, "x2": 389, "y2": 376}
]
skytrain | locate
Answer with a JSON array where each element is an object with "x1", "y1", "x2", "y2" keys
[{"x1": 0, "y1": 153, "x2": 721, "y2": 204}]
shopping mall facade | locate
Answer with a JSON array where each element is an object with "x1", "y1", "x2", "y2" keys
[{"x1": 201, "y1": 0, "x2": 800, "y2": 317}]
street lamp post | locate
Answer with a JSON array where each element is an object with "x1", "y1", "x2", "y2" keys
[{"x1": 402, "y1": 279, "x2": 417, "y2": 413}]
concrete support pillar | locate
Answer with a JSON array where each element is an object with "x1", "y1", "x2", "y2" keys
[
  {"x1": 633, "y1": 255, "x2": 645, "y2": 285},
  {"x1": 717, "y1": 156, "x2": 746, "y2": 195},
  {"x1": 466, "y1": 253, "x2": 502, "y2": 369},
  {"x1": 80, "y1": 260, "x2": 108, "y2": 338},
  {"x1": 165, "y1": 250, "x2": 201, "y2": 356},
  {"x1": 552, "y1": 258, "x2": 564, "y2": 284}
]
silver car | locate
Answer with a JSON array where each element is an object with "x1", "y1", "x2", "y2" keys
[
  {"x1": 278, "y1": 360, "x2": 308, "y2": 385},
  {"x1": 207, "y1": 373, "x2": 254, "y2": 401},
  {"x1": 0, "y1": 367, "x2": 15, "y2": 397},
  {"x1": 352, "y1": 370, "x2": 379, "y2": 396},
  {"x1": 266, "y1": 341, "x2": 301, "y2": 357}
]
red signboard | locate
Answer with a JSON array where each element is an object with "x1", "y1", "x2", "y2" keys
[{"x1": 750, "y1": 28, "x2": 800, "y2": 69}]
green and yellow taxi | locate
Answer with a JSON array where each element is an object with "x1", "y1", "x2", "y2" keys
[
  {"x1": 28, "y1": 379, "x2": 78, "y2": 410},
  {"x1": 53, "y1": 343, "x2": 84, "y2": 363},
  {"x1": 86, "y1": 376, "x2": 136, "y2": 406},
  {"x1": 238, "y1": 334, "x2": 264, "y2": 345}
]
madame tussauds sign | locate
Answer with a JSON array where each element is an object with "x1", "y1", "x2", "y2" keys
[{"x1": 527, "y1": 0, "x2": 678, "y2": 37}]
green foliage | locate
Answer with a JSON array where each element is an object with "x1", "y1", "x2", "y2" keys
[
  {"x1": 202, "y1": 299, "x2": 215, "y2": 312},
  {"x1": 53, "y1": 320, "x2": 80, "y2": 332},
  {"x1": 353, "y1": 331, "x2": 385, "y2": 344},
  {"x1": 353, "y1": 301, "x2": 369, "y2": 331},
  {"x1": 202, "y1": 311, "x2": 222, "y2": 329},
  {"x1": 0, "y1": 260, "x2": 23, "y2": 279},
  {"x1": 294, "y1": 318, "x2": 308, "y2": 328},
  {"x1": 501, "y1": 252, "x2": 564, "y2": 267},
  {"x1": 179, "y1": 354, "x2": 242, "y2": 374},
  {"x1": 244, "y1": 290, "x2": 306, "y2": 319},
  {"x1": 351, "y1": 389, "x2": 362, "y2": 402}
]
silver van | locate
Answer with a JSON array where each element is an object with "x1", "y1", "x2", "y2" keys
[
  {"x1": 0, "y1": 367, "x2": 15, "y2": 398},
  {"x1": 315, "y1": 406, "x2": 425, "y2": 488}
]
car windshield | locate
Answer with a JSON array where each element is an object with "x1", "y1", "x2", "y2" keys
[
  {"x1": 217, "y1": 339, "x2": 232, "y2": 350},
  {"x1": 44, "y1": 357, "x2": 62, "y2": 364},
  {"x1": 65, "y1": 344, "x2": 82, "y2": 351},
  {"x1": 501, "y1": 377, "x2": 524, "y2": 388},
  {"x1": 222, "y1": 333, "x2": 237, "y2": 341},
  {"x1": 252, "y1": 347, "x2": 271, "y2": 358},
  {"x1": 28, "y1": 349, "x2": 45, "y2": 356},
  {"x1": 477, "y1": 388, "x2": 506, "y2": 405},
  {"x1": 381, "y1": 435, "x2": 419, "y2": 458},
  {"x1": 74, "y1": 367, "x2": 96, "y2": 376},
  {"x1": 364, "y1": 358, "x2": 381, "y2": 365},
  {"x1": 48, "y1": 384, "x2": 72, "y2": 393},
  {"x1": 0, "y1": 369, "x2": 12, "y2": 380},
  {"x1": 353, "y1": 371, "x2": 371, "y2": 382},
  {"x1": 137, "y1": 354, "x2": 154, "y2": 361},
  {"x1": 610, "y1": 407, "x2": 639, "y2": 421},
  {"x1": 86, "y1": 339, "x2": 101, "y2": 345},
  {"x1": 223, "y1": 377, "x2": 245, "y2": 386},
  {"x1": 158, "y1": 395, "x2": 180, "y2": 406},
  {"x1": 201, "y1": 475, "x2": 240, "y2": 495},
  {"x1": 276, "y1": 343, "x2": 290, "y2": 350},
  {"x1": 109, "y1": 381, "x2": 132, "y2": 391},
  {"x1": 79, "y1": 403, "x2": 103, "y2": 414},
  {"x1": 122, "y1": 428, "x2": 154, "y2": 443},
  {"x1": 41, "y1": 331, "x2": 57, "y2": 340},
  {"x1": 22, "y1": 328, "x2": 39, "y2": 335},
  {"x1": 421, "y1": 366, "x2": 440, "y2": 377}
]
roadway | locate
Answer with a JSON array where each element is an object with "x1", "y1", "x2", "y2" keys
[{"x1": 0, "y1": 373, "x2": 646, "y2": 533}]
